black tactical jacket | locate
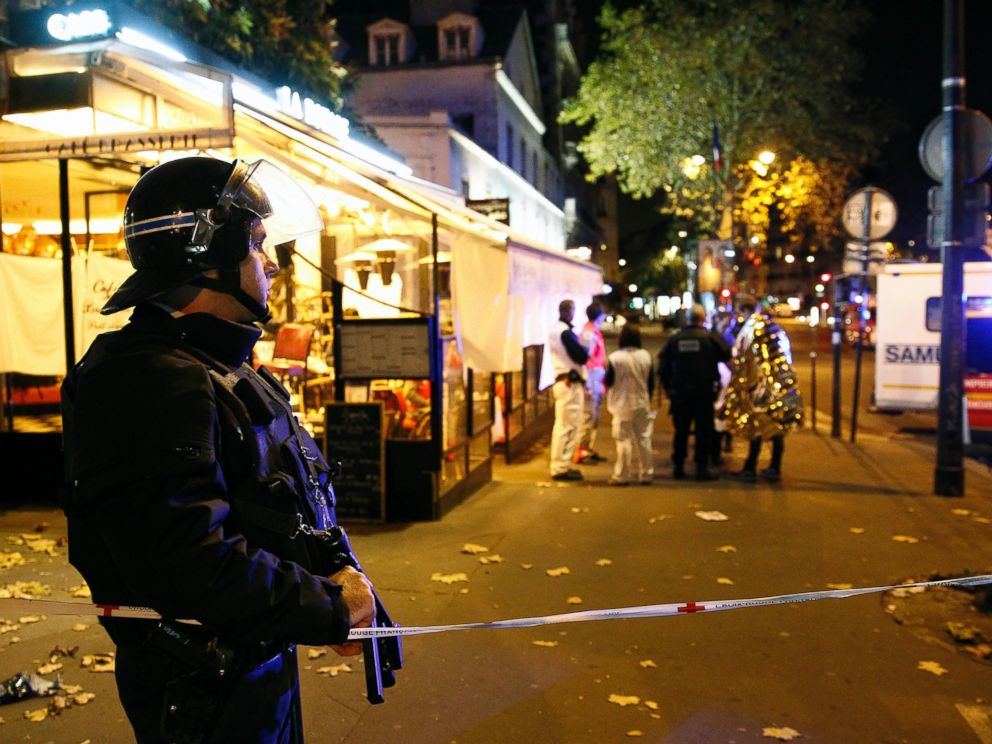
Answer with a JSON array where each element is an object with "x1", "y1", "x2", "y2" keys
[
  {"x1": 658, "y1": 325, "x2": 731, "y2": 398},
  {"x1": 61, "y1": 304, "x2": 351, "y2": 649}
]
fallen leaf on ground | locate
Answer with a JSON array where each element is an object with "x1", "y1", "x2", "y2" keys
[
  {"x1": 479, "y1": 555, "x2": 504, "y2": 565},
  {"x1": 18, "y1": 616, "x2": 43, "y2": 624},
  {"x1": 71, "y1": 623, "x2": 88, "y2": 632},
  {"x1": 532, "y1": 640, "x2": 558, "y2": 648},
  {"x1": 23, "y1": 708, "x2": 48, "y2": 722},
  {"x1": 62, "y1": 684, "x2": 82, "y2": 694},
  {"x1": 716, "y1": 545, "x2": 737, "y2": 553},
  {"x1": 0, "y1": 581, "x2": 52, "y2": 598},
  {"x1": 73, "y1": 692, "x2": 96, "y2": 705},
  {"x1": 648, "y1": 515, "x2": 671, "y2": 524},
  {"x1": 556, "y1": 483, "x2": 571, "y2": 488},
  {"x1": 545, "y1": 567, "x2": 571, "y2": 577},
  {"x1": 458, "y1": 587, "x2": 469, "y2": 594},
  {"x1": 952, "y1": 508, "x2": 975, "y2": 516},
  {"x1": 461, "y1": 543, "x2": 488, "y2": 555},
  {"x1": 717, "y1": 577, "x2": 735, "y2": 585},
  {"x1": 36, "y1": 662, "x2": 62, "y2": 675},
  {"x1": 21, "y1": 537, "x2": 57, "y2": 555},
  {"x1": 520, "y1": 563, "x2": 534, "y2": 570},
  {"x1": 644, "y1": 700, "x2": 659, "y2": 710},
  {"x1": 892, "y1": 535, "x2": 919, "y2": 544},
  {"x1": 566, "y1": 596, "x2": 582, "y2": 605},
  {"x1": 595, "y1": 558, "x2": 613, "y2": 567},
  {"x1": 626, "y1": 732, "x2": 643, "y2": 738},
  {"x1": 695, "y1": 511, "x2": 729, "y2": 522},
  {"x1": 763, "y1": 726, "x2": 801, "y2": 741},
  {"x1": 430, "y1": 572, "x2": 469, "y2": 584},
  {"x1": 849, "y1": 527, "x2": 865, "y2": 534},
  {"x1": 81, "y1": 654, "x2": 115, "y2": 672},
  {"x1": 639, "y1": 660, "x2": 657, "y2": 668},
  {"x1": 974, "y1": 516, "x2": 991, "y2": 525},
  {"x1": 946, "y1": 622, "x2": 983, "y2": 643},
  {"x1": 608, "y1": 694, "x2": 640, "y2": 707},
  {"x1": 316, "y1": 663, "x2": 352, "y2": 676},
  {"x1": 826, "y1": 583, "x2": 853, "y2": 590},
  {"x1": 0, "y1": 552, "x2": 25, "y2": 570},
  {"x1": 307, "y1": 648, "x2": 327, "y2": 660},
  {"x1": 70, "y1": 584, "x2": 91, "y2": 598},
  {"x1": 917, "y1": 660, "x2": 948, "y2": 676},
  {"x1": 890, "y1": 585, "x2": 926, "y2": 598}
]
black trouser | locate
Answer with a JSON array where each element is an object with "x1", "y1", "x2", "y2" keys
[
  {"x1": 671, "y1": 391, "x2": 715, "y2": 470},
  {"x1": 743, "y1": 435, "x2": 785, "y2": 472},
  {"x1": 115, "y1": 639, "x2": 300, "y2": 743}
]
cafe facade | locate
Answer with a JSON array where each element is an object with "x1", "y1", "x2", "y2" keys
[{"x1": 0, "y1": 2, "x2": 601, "y2": 519}]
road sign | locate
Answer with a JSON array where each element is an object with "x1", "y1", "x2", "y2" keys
[
  {"x1": 842, "y1": 187, "x2": 897, "y2": 239},
  {"x1": 918, "y1": 108, "x2": 992, "y2": 183}
]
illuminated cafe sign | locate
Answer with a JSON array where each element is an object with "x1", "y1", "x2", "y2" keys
[
  {"x1": 47, "y1": 8, "x2": 113, "y2": 42},
  {"x1": 466, "y1": 198, "x2": 511, "y2": 226},
  {"x1": 0, "y1": 129, "x2": 234, "y2": 163},
  {"x1": 275, "y1": 86, "x2": 350, "y2": 140}
]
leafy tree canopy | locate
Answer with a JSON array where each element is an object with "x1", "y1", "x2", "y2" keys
[
  {"x1": 123, "y1": 0, "x2": 347, "y2": 108},
  {"x1": 561, "y1": 0, "x2": 876, "y2": 246}
]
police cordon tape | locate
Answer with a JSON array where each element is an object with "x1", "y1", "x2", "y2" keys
[{"x1": 1, "y1": 574, "x2": 991, "y2": 640}]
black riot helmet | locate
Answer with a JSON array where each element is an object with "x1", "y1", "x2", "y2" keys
[{"x1": 102, "y1": 156, "x2": 323, "y2": 319}]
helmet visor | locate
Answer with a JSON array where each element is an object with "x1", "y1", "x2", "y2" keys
[{"x1": 231, "y1": 160, "x2": 324, "y2": 248}]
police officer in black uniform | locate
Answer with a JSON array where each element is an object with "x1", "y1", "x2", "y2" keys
[
  {"x1": 60, "y1": 157, "x2": 385, "y2": 743},
  {"x1": 658, "y1": 304, "x2": 731, "y2": 480}
]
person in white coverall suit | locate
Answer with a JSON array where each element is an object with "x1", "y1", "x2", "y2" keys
[{"x1": 605, "y1": 325, "x2": 655, "y2": 485}]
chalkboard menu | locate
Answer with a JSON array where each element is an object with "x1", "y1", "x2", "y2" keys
[{"x1": 325, "y1": 402, "x2": 386, "y2": 522}]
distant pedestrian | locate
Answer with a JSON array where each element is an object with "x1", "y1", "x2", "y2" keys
[
  {"x1": 658, "y1": 304, "x2": 730, "y2": 480},
  {"x1": 605, "y1": 325, "x2": 655, "y2": 485},
  {"x1": 548, "y1": 299, "x2": 589, "y2": 481},
  {"x1": 575, "y1": 302, "x2": 608, "y2": 465},
  {"x1": 722, "y1": 311, "x2": 804, "y2": 482}
]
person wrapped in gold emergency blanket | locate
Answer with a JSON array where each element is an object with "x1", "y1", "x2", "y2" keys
[{"x1": 722, "y1": 311, "x2": 803, "y2": 482}]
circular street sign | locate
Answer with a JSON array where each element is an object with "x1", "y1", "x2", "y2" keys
[
  {"x1": 918, "y1": 108, "x2": 992, "y2": 183},
  {"x1": 842, "y1": 187, "x2": 897, "y2": 239}
]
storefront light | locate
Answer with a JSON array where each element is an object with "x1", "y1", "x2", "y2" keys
[
  {"x1": 2, "y1": 223, "x2": 23, "y2": 236},
  {"x1": 115, "y1": 27, "x2": 188, "y2": 63},
  {"x1": 4, "y1": 107, "x2": 147, "y2": 137},
  {"x1": 567, "y1": 245, "x2": 592, "y2": 260}
]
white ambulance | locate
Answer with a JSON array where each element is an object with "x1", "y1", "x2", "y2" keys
[{"x1": 874, "y1": 261, "x2": 992, "y2": 443}]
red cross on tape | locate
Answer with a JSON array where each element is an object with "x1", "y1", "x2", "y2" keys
[
  {"x1": 677, "y1": 602, "x2": 706, "y2": 614},
  {"x1": 96, "y1": 604, "x2": 119, "y2": 617}
]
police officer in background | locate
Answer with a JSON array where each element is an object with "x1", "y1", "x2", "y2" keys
[
  {"x1": 61, "y1": 157, "x2": 379, "y2": 743},
  {"x1": 548, "y1": 299, "x2": 589, "y2": 480},
  {"x1": 658, "y1": 304, "x2": 731, "y2": 480}
]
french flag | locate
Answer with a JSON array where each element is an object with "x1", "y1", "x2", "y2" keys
[{"x1": 712, "y1": 123, "x2": 723, "y2": 173}]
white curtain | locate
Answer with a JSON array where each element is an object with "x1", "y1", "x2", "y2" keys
[{"x1": 0, "y1": 252, "x2": 132, "y2": 375}]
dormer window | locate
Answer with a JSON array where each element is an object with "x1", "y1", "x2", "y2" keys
[
  {"x1": 438, "y1": 13, "x2": 483, "y2": 62},
  {"x1": 444, "y1": 26, "x2": 471, "y2": 60},
  {"x1": 373, "y1": 33, "x2": 401, "y2": 66},
  {"x1": 367, "y1": 18, "x2": 413, "y2": 67}
]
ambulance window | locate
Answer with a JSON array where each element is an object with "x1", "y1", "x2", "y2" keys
[
  {"x1": 926, "y1": 296, "x2": 992, "y2": 333},
  {"x1": 966, "y1": 297, "x2": 992, "y2": 374},
  {"x1": 925, "y1": 297, "x2": 941, "y2": 331}
]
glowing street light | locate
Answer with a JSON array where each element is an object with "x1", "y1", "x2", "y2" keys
[
  {"x1": 628, "y1": 283, "x2": 638, "y2": 293},
  {"x1": 758, "y1": 150, "x2": 776, "y2": 165},
  {"x1": 784, "y1": 254, "x2": 795, "y2": 264}
]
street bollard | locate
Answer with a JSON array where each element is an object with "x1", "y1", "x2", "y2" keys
[{"x1": 809, "y1": 351, "x2": 817, "y2": 433}]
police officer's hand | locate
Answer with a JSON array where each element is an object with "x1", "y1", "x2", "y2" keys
[{"x1": 329, "y1": 565, "x2": 376, "y2": 657}]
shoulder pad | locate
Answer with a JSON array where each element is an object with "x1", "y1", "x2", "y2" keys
[{"x1": 64, "y1": 336, "x2": 218, "y2": 503}]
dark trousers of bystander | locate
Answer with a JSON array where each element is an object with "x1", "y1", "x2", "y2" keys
[
  {"x1": 671, "y1": 392, "x2": 715, "y2": 472},
  {"x1": 743, "y1": 434, "x2": 785, "y2": 473}
]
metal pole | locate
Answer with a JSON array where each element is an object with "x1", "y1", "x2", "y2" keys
[
  {"x1": 850, "y1": 190, "x2": 873, "y2": 444},
  {"x1": 831, "y1": 299, "x2": 842, "y2": 439},
  {"x1": 59, "y1": 159, "x2": 76, "y2": 374},
  {"x1": 809, "y1": 351, "x2": 817, "y2": 433},
  {"x1": 935, "y1": 0, "x2": 966, "y2": 496}
]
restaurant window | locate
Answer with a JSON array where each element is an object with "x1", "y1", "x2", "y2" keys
[{"x1": 441, "y1": 337, "x2": 468, "y2": 492}]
